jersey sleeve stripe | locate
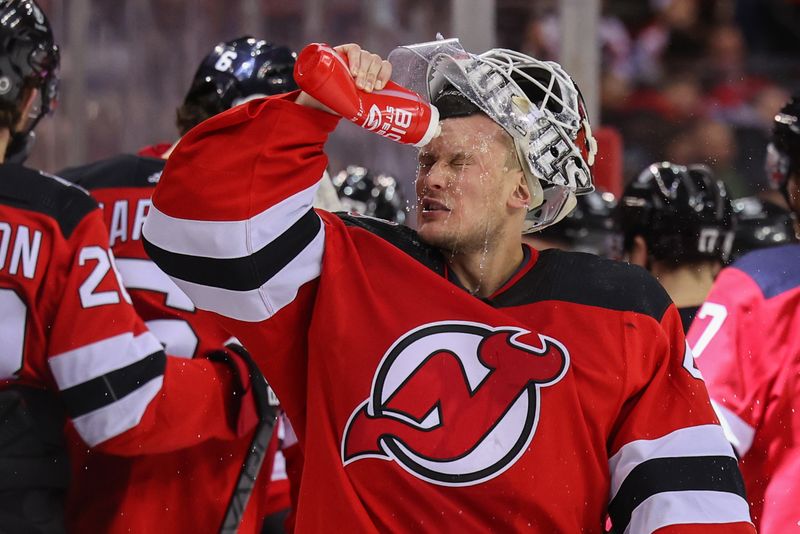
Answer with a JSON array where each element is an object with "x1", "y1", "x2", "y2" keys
[
  {"x1": 142, "y1": 180, "x2": 320, "y2": 259},
  {"x1": 710, "y1": 399, "x2": 755, "y2": 457},
  {"x1": 71, "y1": 376, "x2": 164, "y2": 447},
  {"x1": 608, "y1": 455, "x2": 746, "y2": 532},
  {"x1": 60, "y1": 351, "x2": 166, "y2": 418},
  {"x1": 143, "y1": 208, "x2": 321, "y2": 292},
  {"x1": 608, "y1": 424, "x2": 736, "y2": 500},
  {"x1": 623, "y1": 490, "x2": 752, "y2": 534},
  {"x1": 164, "y1": 227, "x2": 325, "y2": 322},
  {"x1": 49, "y1": 331, "x2": 164, "y2": 390}
]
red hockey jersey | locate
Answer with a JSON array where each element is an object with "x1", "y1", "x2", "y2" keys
[
  {"x1": 687, "y1": 244, "x2": 800, "y2": 533},
  {"x1": 143, "y1": 93, "x2": 754, "y2": 533},
  {"x1": 59, "y1": 155, "x2": 277, "y2": 534},
  {"x1": 0, "y1": 163, "x2": 247, "y2": 451}
]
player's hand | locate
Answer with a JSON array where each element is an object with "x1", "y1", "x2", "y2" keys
[
  {"x1": 206, "y1": 345, "x2": 259, "y2": 435},
  {"x1": 295, "y1": 43, "x2": 392, "y2": 112},
  {"x1": 333, "y1": 43, "x2": 392, "y2": 92}
]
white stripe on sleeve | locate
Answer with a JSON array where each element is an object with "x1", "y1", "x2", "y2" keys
[
  {"x1": 142, "y1": 180, "x2": 320, "y2": 259},
  {"x1": 72, "y1": 376, "x2": 163, "y2": 446},
  {"x1": 49, "y1": 331, "x2": 164, "y2": 390},
  {"x1": 710, "y1": 399, "x2": 756, "y2": 458},
  {"x1": 167, "y1": 224, "x2": 325, "y2": 322},
  {"x1": 608, "y1": 424, "x2": 737, "y2": 501},
  {"x1": 624, "y1": 490, "x2": 752, "y2": 534}
]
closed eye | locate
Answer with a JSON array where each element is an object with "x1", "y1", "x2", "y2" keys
[{"x1": 451, "y1": 154, "x2": 473, "y2": 167}]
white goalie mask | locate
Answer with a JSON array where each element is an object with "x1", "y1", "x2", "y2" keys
[{"x1": 389, "y1": 38, "x2": 598, "y2": 233}]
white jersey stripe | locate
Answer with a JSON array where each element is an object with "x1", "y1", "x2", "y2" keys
[
  {"x1": 608, "y1": 424, "x2": 736, "y2": 501},
  {"x1": 710, "y1": 400, "x2": 756, "y2": 458},
  {"x1": 49, "y1": 331, "x2": 164, "y2": 390},
  {"x1": 167, "y1": 225, "x2": 325, "y2": 322},
  {"x1": 116, "y1": 257, "x2": 195, "y2": 311},
  {"x1": 72, "y1": 376, "x2": 163, "y2": 446},
  {"x1": 142, "y1": 179, "x2": 321, "y2": 259},
  {"x1": 624, "y1": 490, "x2": 752, "y2": 534}
]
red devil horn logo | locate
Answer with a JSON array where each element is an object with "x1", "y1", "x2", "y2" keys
[{"x1": 341, "y1": 321, "x2": 569, "y2": 486}]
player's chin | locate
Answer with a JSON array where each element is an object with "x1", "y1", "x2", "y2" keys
[
  {"x1": 418, "y1": 222, "x2": 449, "y2": 247},
  {"x1": 418, "y1": 222, "x2": 461, "y2": 250}
]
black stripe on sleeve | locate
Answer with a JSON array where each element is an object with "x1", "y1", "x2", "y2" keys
[
  {"x1": 143, "y1": 208, "x2": 321, "y2": 291},
  {"x1": 608, "y1": 455, "x2": 746, "y2": 533},
  {"x1": 60, "y1": 351, "x2": 166, "y2": 418}
]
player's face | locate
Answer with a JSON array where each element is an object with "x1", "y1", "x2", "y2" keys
[{"x1": 415, "y1": 114, "x2": 521, "y2": 253}]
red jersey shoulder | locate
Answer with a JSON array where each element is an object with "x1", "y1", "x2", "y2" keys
[
  {"x1": 496, "y1": 248, "x2": 672, "y2": 319},
  {"x1": 59, "y1": 153, "x2": 165, "y2": 191},
  {"x1": 0, "y1": 163, "x2": 97, "y2": 240},
  {"x1": 59, "y1": 154, "x2": 165, "y2": 256}
]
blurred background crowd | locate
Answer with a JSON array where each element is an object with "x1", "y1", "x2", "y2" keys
[{"x1": 30, "y1": 0, "x2": 800, "y2": 209}]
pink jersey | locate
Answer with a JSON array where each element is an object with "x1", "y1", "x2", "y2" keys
[{"x1": 687, "y1": 244, "x2": 800, "y2": 532}]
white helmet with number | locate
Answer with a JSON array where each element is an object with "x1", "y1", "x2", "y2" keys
[{"x1": 390, "y1": 39, "x2": 597, "y2": 233}]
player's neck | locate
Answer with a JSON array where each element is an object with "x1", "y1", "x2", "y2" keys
[
  {"x1": 651, "y1": 262, "x2": 718, "y2": 308},
  {"x1": 0, "y1": 128, "x2": 10, "y2": 164},
  {"x1": 446, "y1": 234, "x2": 524, "y2": 298}
]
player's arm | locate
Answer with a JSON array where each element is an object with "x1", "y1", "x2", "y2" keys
[
  {"x1": 48, "y1": 209, "x2": 256, "y2": 454},
  {"x1": 606, "y1": 302, "x2": 754, "y2": 533},
  {"x1": 686, "y1": 266, "x2": 770, "y2": 458},
  {"x1": 141, "y1": 45, "x2": 388, "y2": 328}
]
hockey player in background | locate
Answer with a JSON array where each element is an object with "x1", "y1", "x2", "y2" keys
[
  {"x1": 729, "y1": 194, "x2": 797, "y2": 262},
  {"x1": 687, "y1": 96, "x2": 800, "y2": 533},
  {"x1": 618, "y1": 162, "x2": 735, "y2": 332},
  {"x1": 59, "y1": 37, "x2": 300, "y2": 534},
  {"x1": 333, "y1": 164, "x2": 407, "y2": 223},
  {"x1": 0, "y1": 3, "x2": 261, "y2": 533},
  {"x1": 522, "y1": 188, "x2": 623, "y2": 260},
  {"x1": 143, "y1": 40, "x2": 754, "y2": 532}
]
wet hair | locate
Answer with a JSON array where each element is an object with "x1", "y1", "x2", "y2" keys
[{"x1": 433, "y1": 84, "x2": 481, "y2": 119}]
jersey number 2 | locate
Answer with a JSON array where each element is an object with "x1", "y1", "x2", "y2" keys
[{"x1": 78, "y1": 246, "x2": 131, "y2": 308}]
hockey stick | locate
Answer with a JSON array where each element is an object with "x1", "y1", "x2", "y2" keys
[{"x1": 218, "y1": 345, "x2": 279, "y2": 534}]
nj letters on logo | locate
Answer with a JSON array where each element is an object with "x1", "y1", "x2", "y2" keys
[{"x1": 341, "y1": 321, "x2": 569, "y2": 486}]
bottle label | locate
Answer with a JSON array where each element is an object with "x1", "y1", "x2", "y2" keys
[{"x1": 362, "y1": 105, "x2": 415, "y2": 143}]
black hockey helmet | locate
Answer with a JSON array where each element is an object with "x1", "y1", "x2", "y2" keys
[
  {"x1": 619, "y1": 162, "x2": 735, "y2": 264},
  {"x1": 532, "y1": 188, "x2": 623, "y2": 259},
  {"x1": 183, "y1": 36, "x2": 296, "y2": 113},
  {"x1": 333, "y1": 165, "x2": 406, "y2": 224},
  {"x1": 766, "y1": 96, "x2": 800, "y2": 207},
  {"x1": 729, "y1": 196, "x2": 797, "y2": 262},
  {"x1": 0, "y1": 0, "x2": 59, "y2": 162}
]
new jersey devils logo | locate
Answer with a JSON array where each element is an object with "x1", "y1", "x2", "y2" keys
[{"x1": 341, "y1": 321, "x2": 569, "y2": 486}]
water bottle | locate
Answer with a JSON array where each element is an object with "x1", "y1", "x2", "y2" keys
[{"x1": 294, "y1": 43, "x2": 440, "y2": 147}]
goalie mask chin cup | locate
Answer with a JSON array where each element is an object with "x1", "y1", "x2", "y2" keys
[{"x1": 389, "y1": 38, "x2": 597, "y2": 233}]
